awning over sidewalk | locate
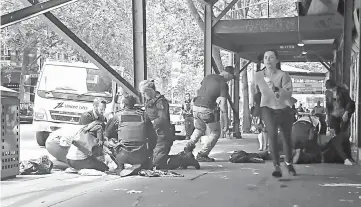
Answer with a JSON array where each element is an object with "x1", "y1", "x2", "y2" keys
[{"x1": 213, "y1": 14, "x2": 342, "y2": 62}]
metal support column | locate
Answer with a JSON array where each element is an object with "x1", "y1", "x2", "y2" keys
[
  {"x1": 204, "y1": 3, "x2": 213, "y2": 76},
  {"x1": 228, "y1": 53, "x2": 234, "y2": 122},
  {"x1": 357, "y1": 9, "x2": 361, "y2": 163},
  {"x1": 20, "y1": 0, "x2": 139, "y2": 99},
  {"x1": 132, "y1": 0, "x2": 147, "y2": 97},
  {"x1": 335, "y1": 50, "x2": 343, "y2": 85},
  {"x1": 233, "y1": 53, "x2": 242, "y2": 139},
  {"x1": 342, "y1": 0, "x2": 353, "y2": 88}
]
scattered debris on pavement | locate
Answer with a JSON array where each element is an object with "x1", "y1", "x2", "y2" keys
[
  {"x1": 319, "y1": 183, "x2": 361, "y2": 187},
  {"x1": 65, "y1": 167, "x2": 79, "y2": 174},
  {"x1": 113, "y1": 189, "x2": 128, "y2": 191},
  {"x1": 138, "y1": 169, "x2": 184, "y2": 177},
  {"x1": 240, "y1": 168, "x2": 260, "y2": 175},
  {"x1": 19, "y1": 155, "x2": 53, "y2": 175},
  {"x1": 339, "y1": 199, "x2": 354, "y2": 203},
  {"x1": 220, "y1": 175, "x2": 229, "y2": 179},
  {"x1": 229, "y1": 150, "x2": 270, "y2": 163},
  {"x1": 78, "y1": 169, "x2": 106, "y2": 176},
  {"x1": 126, "y1": 190, "x2": 142, "y2": 194}
]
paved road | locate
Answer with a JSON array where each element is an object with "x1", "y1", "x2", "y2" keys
[{"x1": 19, "y1": 124, "x2": 50, "y2": 161}]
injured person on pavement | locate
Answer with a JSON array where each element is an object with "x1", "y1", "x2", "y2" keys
[
  {"x1": 291, "y1": 115, "x2": 323, "y2": 164},
  {"x1": 321, "y1": 80, "x2": 356, "y2": 165},
  {"x1": 104, "y1": 94, "x2": 200, "y2": 177}
]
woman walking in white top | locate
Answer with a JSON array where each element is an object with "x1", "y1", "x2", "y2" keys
[{"x1": 252, "y1": 50, "x2": 297, "y2": 178}]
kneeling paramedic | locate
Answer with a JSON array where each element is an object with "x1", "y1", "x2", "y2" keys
[{"x1": 139, "y1": 81, "x2": 200, "y2": 170}]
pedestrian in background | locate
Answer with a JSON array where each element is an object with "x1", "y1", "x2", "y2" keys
[{"x1": 182, "y1": 93, "x2": 195, "y2": 140}]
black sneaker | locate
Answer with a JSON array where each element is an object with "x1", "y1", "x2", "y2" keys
[
  {"x1": 285, "y1": 163, "x2": 297, "y2": 176},
  {"x1": 196, "y1": 154, "x2": 215, "y2": 162},
  {"x1": 179, "y1": 151, "x2": 200, "y2": 169},
  {"x1": 272, "y1": 165, "x2": 282, "y2": 178},
  {"x1": 184, "y1": 143, "x2": 196, "y2": 153}
]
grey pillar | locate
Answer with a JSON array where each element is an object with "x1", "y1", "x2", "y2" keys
[
  {"x1": 342, "y1": 0, "x2": 353, "y2": 88},
  {"x1": 233, "y1": 53, "x2": 242, "y2": 139},
  {"x1": 132, "y1": 0, "x2": 147, "y2": 98},
  {"x1": 204, "y1": 3, "x2": 213, "y2": 76}
]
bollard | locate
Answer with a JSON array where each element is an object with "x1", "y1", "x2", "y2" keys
[{"x1": 1, "y1": 86, "x2": 20, "y2": 180}]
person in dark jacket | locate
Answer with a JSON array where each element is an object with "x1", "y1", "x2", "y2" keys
[
  {"x1": 79, "y1": 97, "x2": 107, "y2": 125},
  {"x1": 322, "y1": 80, "x2": 356, "y2": 165},
  {"x1": 139, "y1": 80, "x2": 200, "y2": 170}
]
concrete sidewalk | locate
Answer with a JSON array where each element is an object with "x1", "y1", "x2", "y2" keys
[{"x1": 2, "y1": 134, "x2": 361, "y2": 207}]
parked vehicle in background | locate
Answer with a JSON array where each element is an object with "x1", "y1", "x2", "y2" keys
[
  {"x1": 169, "y1": 104, "x2": 186, "y2": 140},
  {"x1": 20, "y1": 103, "x2": 33, "y2": 124},
  {"x1": 33, "y1": 61, "x2": 123, "y2": 146}
]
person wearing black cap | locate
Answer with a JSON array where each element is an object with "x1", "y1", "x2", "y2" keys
[{"x1": 183, "y1": 66, "x2": 234, "y2": 162}]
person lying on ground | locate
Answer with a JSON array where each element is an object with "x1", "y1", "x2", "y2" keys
[
  {"x1": 321, "y1": 125, "x2": 355, "y2": 165},
  {"x1": 291, "y1": 116, "x2": 322, "y2": 164}
]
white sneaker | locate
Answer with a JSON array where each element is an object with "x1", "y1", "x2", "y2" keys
[
  {"x1": 344, "y1": 159, "x2": 353, "y2": 166},
  {"x1": 65, "y1": 167, "x2": 79, "y2": 173}
]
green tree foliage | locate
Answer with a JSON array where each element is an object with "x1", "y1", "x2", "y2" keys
[
  {"x1": 147, "y1": 0, "x2": 204, "y2": 100},
  {"x1": 2, "y1": 0, "x2": 324, "y2": 104}
]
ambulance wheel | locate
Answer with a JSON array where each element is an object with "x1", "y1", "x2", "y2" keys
[{"x1": 36, "y1": 131, "x2": 50, "y2": 146}]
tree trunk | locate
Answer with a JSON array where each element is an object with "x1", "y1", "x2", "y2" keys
[
  {"x1": 186, "y1": 0, "x2": 224, "y2": 72},
  {"x1": 20, "y1": 48, "x2": 30, "y2": 103},
  {"x1": 241, "y1": 60, "x2": 251, "y2": 132}
]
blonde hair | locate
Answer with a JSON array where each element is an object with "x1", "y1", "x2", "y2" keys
[{"x1": 139, "y1": 80, "x2": 156, "y2": 93}]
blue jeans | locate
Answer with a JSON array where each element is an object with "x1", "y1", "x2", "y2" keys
[
  {"x1": 261, "y1": 107, "x2": 293, "y2": 166},
  {"x1": 188, "y1": 106, "x2": 221, "y2": 156}
]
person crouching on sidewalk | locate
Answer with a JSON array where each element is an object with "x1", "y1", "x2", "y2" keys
[{"x1": 183, "y1": 66, "x2": 234, "y2": 162}]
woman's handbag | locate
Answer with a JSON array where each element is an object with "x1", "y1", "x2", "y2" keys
[{"x1": 72, "y1": 122, "x2": 104, "y2": 157}]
